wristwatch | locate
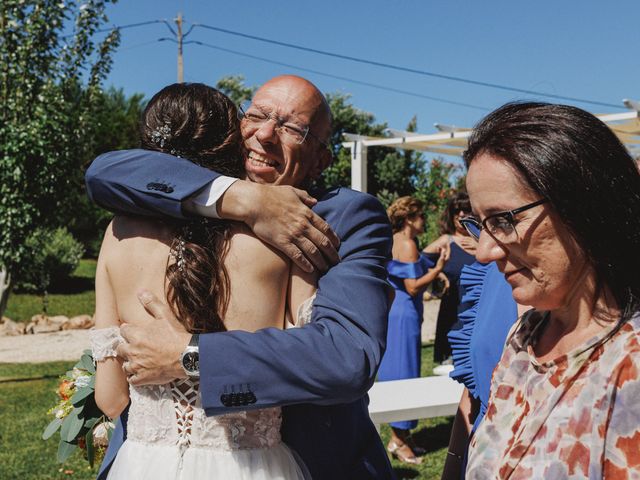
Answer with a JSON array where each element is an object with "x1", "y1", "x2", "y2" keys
[{"x1": 180, "y1": 334, "x2": 200, "y2": 378}]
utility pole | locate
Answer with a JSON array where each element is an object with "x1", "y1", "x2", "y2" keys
[{"x1": 175, "y1": 12, "x2": 184, "y2": 83}]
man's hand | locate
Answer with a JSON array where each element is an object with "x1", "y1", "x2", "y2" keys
[
  {"x1": 217, "y1": 181, "x2": 340, "y2": 273},
  {"x1": 117, "y1": 291, "x2": 191, "y2": 386}
]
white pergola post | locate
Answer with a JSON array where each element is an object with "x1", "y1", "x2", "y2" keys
[{"x1": 349, "y1": 140, "x2": 368, "y2": 192}]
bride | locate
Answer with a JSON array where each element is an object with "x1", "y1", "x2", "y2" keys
[{"x1": 90, "y1": 83, "x2": 315, "y2": 479}]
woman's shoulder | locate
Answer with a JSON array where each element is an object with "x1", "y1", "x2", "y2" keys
[
  {"x1": 392, "y1": 234, "x2": 419, "y2": 262},
  {"x1": 422, "y1": 234, "x2": 449, "y2": 253}
]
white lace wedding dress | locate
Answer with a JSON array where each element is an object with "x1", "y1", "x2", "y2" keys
[{"x1": 90, "y1": 296, "x2": 315, "y2": 480}]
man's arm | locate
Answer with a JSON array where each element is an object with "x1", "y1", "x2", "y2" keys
[
  {"x1": 85, "y1": 149, "x2": 338, "y2": 271},
  {"x1": 197, "y1": 191, "x2": 392, "y2": 413}
]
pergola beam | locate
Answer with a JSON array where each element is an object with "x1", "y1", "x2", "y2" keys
[{"x1": 341, "y1": 101, "x2": 640, "y2": 193}]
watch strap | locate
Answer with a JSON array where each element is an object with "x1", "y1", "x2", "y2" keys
[{"x1": 189, "y1": 333, "x2": 199, "y2": 348}]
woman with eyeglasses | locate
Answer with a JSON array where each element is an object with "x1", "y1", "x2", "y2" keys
[
  {"x1": 423, "y1": 191, "x2": 477, "y2": 369},
  {"x1": 457, "y1": 102, "x2": 640, "y2": 478}
]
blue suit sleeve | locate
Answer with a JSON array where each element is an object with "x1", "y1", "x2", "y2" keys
[
  {"x1": 85, "y1": 149, "x2": 220, "y2": 219},
  {"x1": 198, "y1": 190, "x2": 393, "y2": 414}
]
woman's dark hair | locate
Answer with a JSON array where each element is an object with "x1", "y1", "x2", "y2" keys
[
  {"x1": 439, "y1": 191, "x2": 471, "y2": 235},
  {"x1": 387, "y1": 196, "x2": 424, "y2": 233},
  {"x1": 140, "y1": 83, "x2": 244, "y2": 333},
  {"x1": 464, "y1": 101, "x2": 640, "y2": 322}
]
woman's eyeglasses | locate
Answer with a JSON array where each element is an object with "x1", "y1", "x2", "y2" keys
[{"x1": 460, "y1": 199, "x2": 548, "y2": 243}]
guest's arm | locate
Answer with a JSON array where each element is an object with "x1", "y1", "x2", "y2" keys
[
  {"x1": 397, "y1": 240, "x2": 450, "y2": 297},
  {"x1": 441, "y1": 387, "x2": 478, "y2": 480}
]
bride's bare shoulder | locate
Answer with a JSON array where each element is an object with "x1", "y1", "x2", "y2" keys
[{"x1": 100, "y1": 216, "x2": 174, "y2": 261}]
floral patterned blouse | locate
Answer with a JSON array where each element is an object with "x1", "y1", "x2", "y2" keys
[{"x1": 466, "y1": 310, "x2": 640, "y2": 480}]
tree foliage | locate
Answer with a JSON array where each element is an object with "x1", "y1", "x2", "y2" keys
[
  {"x1": 0, "y1": 0, "x2": 120, "y2": 310},
  {"x1": 68, "y1": 87, "x2": 146, "y2": 256},
  {"x1": 216, "y1": 75, "x2": 256, "y2": 105},
  {"x1": 16, "y1": 227, "x2": 84, "y2": 296}
]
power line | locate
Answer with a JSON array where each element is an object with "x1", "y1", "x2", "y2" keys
[
  {"x1": 63, "y1": 19, "x2": 166, "y2": 39},
  {"x1": 96, "y1": 19, "x2": 168, "y2": 34},
  {"x1": 190, "y1": 40, "x2": 489, "y2": 111},
  {"x1": 191, "y1": 23, "x2": 624, "y2": 110}
]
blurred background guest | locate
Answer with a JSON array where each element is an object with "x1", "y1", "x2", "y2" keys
[
  {"x1": 423, "y1": 192, "x2": 476, "y2": 369},
  {"x1": 461, "y1": 102, "x2": 640, "y2": 478},
  {"x1": 378, "y1": 196, "x2": 449, "y2": 465}
]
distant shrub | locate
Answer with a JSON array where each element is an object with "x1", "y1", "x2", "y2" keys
[{"x1": 16, "y1": 228, "x2": 85, "y2": 294}]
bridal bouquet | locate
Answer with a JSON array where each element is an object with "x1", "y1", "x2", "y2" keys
[{"x1": 42, "y1": 350, "x2": 113, "y2": 466}]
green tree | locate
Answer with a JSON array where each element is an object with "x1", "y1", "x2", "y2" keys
[
  {"x1": 216, "y1": 75, "x2": 256, "y2": 105},
  {"x1": 0, "y1": 0, "x2": 120, "y2": 316},
  {"x1": 320, "y1": 92, "x2": 387, "y2": 189},
  {"x1": 68, "y1": 87, "x2": 147, "y2": 256}
]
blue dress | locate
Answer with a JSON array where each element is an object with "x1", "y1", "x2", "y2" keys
[
  {"x1": 377, "y1": 253, "x2": 435, "y2": 430},
  {"x1": 447, "y1": 262, "x2": 517, "y2": 433},
  {"x1": 433, "y1": 241, "x2": 476, "y2": 362}
]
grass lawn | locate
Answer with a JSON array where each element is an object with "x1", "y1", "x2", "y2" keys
[
  {"x1": 1, "y1": 346, "x2": 452, "y2": 480},
  {"x1": 0, "y1": 361, "x2": 100, "y2": 480},
  {"x1": 2, "y1": 259, "x2": 454, "y2": 478}
]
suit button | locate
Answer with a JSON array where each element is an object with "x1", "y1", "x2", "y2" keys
[
  {"x1": 165, "y1": 186, "x2": 174, "y2": 193},
  {"x1": 220, "y1": 394, "x2": 230, "y2": 407},
  {"x1": 247, "y1": 392, "x2": 257, "y2": 404},
  {"x1": 146, "y1": 182, "x2": 158, "y2": 191}
]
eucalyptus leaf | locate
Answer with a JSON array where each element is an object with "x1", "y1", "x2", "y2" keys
[
  {"x1": 60, "y1": 408, "x2": 83, "y2": 442},
  {"x1": 80, "y1": 354, "x2": 94, "y2": 372},
  {"x1": 42, "y1": 417, "x2": 63, "y2": 440},
  {"x1": 57, "y1": 440, "x2": 77, "y2": 463},
  {"x1": 71, "y1": 386, "x2": 94, "y2": 405},
  {"x1": 84, "y1": 417, "x2": 99, "y2": 431},
  {"x1": 85, "y1": 428, "x2": 95, "y2": 467}
]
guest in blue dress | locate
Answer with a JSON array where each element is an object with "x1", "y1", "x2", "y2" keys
[
  {"x1": 423, "y1": 192, "x2": 476, "y2": 365},
  {"x1": 440, "y1": 261, "x2": 518, "y2": 479},
  {"x1": 377, "y1": 196, "x2": 450, "y2": 465}
]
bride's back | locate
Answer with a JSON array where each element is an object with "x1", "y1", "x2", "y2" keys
[{"x1": 101, "y1": 215, "x2": 289, "y2": 332}]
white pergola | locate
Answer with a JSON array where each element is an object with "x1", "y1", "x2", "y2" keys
[{"x1": 342, "y1": 100, "x2": 640, "y2": 192}]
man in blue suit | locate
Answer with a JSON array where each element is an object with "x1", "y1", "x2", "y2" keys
[{"x1": 86, "y1": 75, "x2": 395, "y2": 479}]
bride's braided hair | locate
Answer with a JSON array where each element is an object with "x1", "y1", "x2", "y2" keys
[{"x1": 140, "y1": 83, "x2": 244, "y2": 333}]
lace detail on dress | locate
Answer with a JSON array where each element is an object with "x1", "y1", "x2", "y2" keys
[
  {"x1": 170, "y1": 378, "x2": 199, "y2": 455},
  {"x1": 90, "y1": 326, "x2": 124, "y2": 361},
  {"x1": 295, "y1": 294, "x2": 316, "y2": 327},
  {"x1": 118, "y1": 299, "x2": 319, "y2": 456},
  {"x1": 126, "y1": 383, "x2": 283, "y2": 452}
]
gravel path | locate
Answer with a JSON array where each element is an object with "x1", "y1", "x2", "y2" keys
[
  {"x1": 0, "y1": 299, "x2": 441, "y2": 364},
  {"x1": 0, "y1": 330, "x2": 91, "y2": 363}
]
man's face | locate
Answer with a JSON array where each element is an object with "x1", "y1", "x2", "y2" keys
[{"x1": 241, "y1": 77, "x2": 330, "y2": 187}]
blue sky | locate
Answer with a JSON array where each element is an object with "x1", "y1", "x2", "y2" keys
[{"x1": 103, "y1": 0, "x2": 639, "y2": 141}]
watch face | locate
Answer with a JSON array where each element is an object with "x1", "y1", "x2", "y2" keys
[{"x1": 182, "y1": 351, "x2": 199, "y2": 373}]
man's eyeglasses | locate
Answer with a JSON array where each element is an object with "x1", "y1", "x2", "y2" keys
[
  {"x1": 238, "y1": 103, "x2": 329, "y2": 148},
  {"x1": 459, "y1": 199, "x2": 548, "y2": 243}
]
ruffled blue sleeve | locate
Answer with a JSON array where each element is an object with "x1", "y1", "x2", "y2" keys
[
  {"x1": 447, "y1": 261, "x2": 491, "y2": 396},
  {"x1": 386, "y1": 253, "x2": 435, "y2": 279}
]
